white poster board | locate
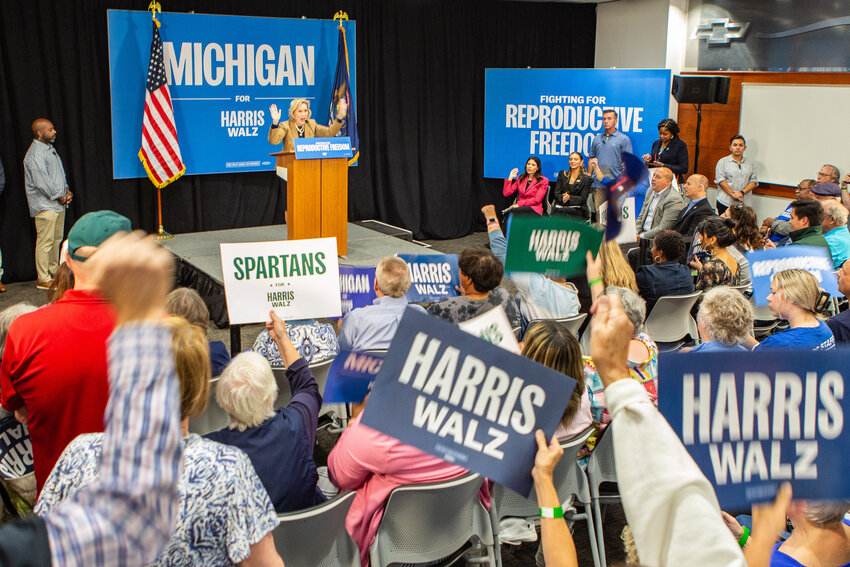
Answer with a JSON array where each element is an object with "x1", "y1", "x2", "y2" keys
[
  {"x1": 220, "y1": 237, "x2": 341, "y2": 325},
  {"x1": 597, "y1": 196, "x2": 637, "y2": 244},
  {"x1": 458, "y1": 306, "x2": 521, "y2": 354}
]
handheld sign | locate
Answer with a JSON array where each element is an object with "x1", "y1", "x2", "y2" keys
[
  {"x1": 339, "y1": 265, "x2": 377, "y2": 316},
  {"x1": 220, "y1": 237, "x2": 341, "y2": 324},
  {"x1": 0, "y1": 418, "x2": 33, "y2": 481},
  {"x1": 746, "y1": 246, "x2": 839, "y2": 306},
  {"x1": 293, "y1": 137, "x2": 353, "y2": 160},
  {"x1": 598, "y1": 196, "x2": 637, "y2": 244},
  {"x1": 504, "y1": 215, "x2": 604, "y2": 278},
  {"x1": 658, "y1": 350, "x2": 850, "y2": 508},
  {"x1": 398, "y1": 254, "x2": 460, "y2": 303},
  {"x1": 323, "y1": 350, "x2": 385, "y2": 404},
  {"x1": 458, "y1": 306, "x2": 521, "y2": 354},
  {"x1": 361, "y1": 308, "x2": 575, "y2": 495}
]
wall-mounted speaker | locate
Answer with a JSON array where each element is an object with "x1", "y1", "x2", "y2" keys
[{"x1": 671, "y1": 75, "x2": 730, "y2": 104}]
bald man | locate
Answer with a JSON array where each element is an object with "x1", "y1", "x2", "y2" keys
[
  {"x1": 671, "y1": 174, "x2": 717, "y2": 242},
  {"x1": 23, "y1": 118, "x2": 72, "y2": 289}
]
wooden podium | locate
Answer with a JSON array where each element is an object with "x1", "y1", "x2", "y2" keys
[{"x1": 271, "y1": 151, "x2": 348, "y2": 255}]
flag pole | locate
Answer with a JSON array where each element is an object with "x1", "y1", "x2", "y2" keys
[{"x1": 147, "y1": 0, "x2": 175, "y2": 241}]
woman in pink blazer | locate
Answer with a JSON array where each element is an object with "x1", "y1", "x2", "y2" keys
[{"x1": 503, "y1": 156, "x2": 549, "y2": 215}]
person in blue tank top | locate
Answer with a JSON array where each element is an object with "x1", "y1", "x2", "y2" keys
[{"x1": 743, "y1": 269, "x2": 835, "y2": 351}]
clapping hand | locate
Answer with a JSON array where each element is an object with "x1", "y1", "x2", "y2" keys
[
  {"x1": 336, "y1": 98, "x2": 348, "y2": 120},
  {"x1": 269, "y1": 104, "x2": 282, "y2": 124},
  {"x1": 509, "y1": 167, "x2": 519, "y2": 180}
]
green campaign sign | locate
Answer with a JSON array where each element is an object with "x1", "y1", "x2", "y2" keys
[{"x1": 504, "y1": 215, "x2": 603, "y2": 277}]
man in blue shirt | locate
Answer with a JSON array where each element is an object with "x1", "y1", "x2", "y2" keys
[
  {"x1": 23, "y1": 119, "x2": 72, "y2": 289},
  {"x1": 822, "y1": 202, "x2": 850, "y2": 270},
  {"x1": 338, "y1": 256, "x2": 425, "y2": 351},
  {"x1": 588, "y1": 109, "x2": 633, "y2": 216}
]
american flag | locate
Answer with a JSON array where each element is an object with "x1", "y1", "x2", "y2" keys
[{"x1": 138, "y1": 20, "x2": 185, "y2": 188}]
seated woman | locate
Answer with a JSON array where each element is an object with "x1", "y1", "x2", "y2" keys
[
  {"x1": 689, "y1": 287, "x2": 752, "y2": 352},
  {"x1": 36, "y1": 317, "x2": 283, "y2": 566},
  {"x1": 522, "y1": 320, "x2": 592, "y2": 441},
  {"x1": 426, "y1": 246, "x2": 522, "y2": 330},
  {"x1": 579, "y1": 286, "x2": 658, "y2": 460},
  {"x1": 635, "y1": 230, "x2": 694, "y2": 313},
  {"x1": 642, "y1": 118, "x2": 688, "y2": 182},
  {"x1": 723, "y1": 203, "x2": 764, "y2": 252},
  {"x1": 690, "y1": 217, "x2": 741, "y2": 290},
  {"x1": 552, "y1": 152, "x2": 593, "y2": 219},
  {"x1": 600, "y1": 239, "x2": 639, "y2": 294},
  {"x1": 328, "y1": 408, "x2": 487, "y2": 566},
  {"x1": 743, "y1": 269, "x2": 835, "y2": 351},
  {"x1": 207, "y1": 311, "x2": 324, "y2": 514},
  {"x1": 772, "y1": 501, "x2": 850, "y2": 566},
  {"x1": 165, "y1": 287, "x2": 230, "y2": 376},
  {"x1": 503, "y1": 156, "x2": 549, "y2": 216},
  {"x1": 253, "y1": 317, "x2": 339, "y2": 367}
]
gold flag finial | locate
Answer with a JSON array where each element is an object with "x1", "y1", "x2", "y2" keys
[
  {"x1": 148, "y1": 1, "x2": 162, "y2": 27},
  {"x1": 333, "y1": 10, "x2": 349, "y2": 27}
]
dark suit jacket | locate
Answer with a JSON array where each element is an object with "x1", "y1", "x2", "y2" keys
[
  {"x1": 636, "y1": 261, "x2": 695, "y2": 313},
  {"x1": 649, "y1": 137, "x2": 689, "y2": 178},
  {"x1": 672, "y1": 198, "x2": 716, "y2": 242}
]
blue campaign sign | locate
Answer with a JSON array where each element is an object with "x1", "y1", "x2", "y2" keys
[
  {"x1": 483, "y1": 69, "x2": 671, "y2": 179},
  {"x1": 747, "y1": 246, "x2": 839, "y2": 306},
  {"x1": 398, "y1": 254, "x2": 461, "y2": 303},
  {"x1": 339, "y1": 265, "x2": 376, "y2": 316},
  {"x1": 361, "y1": 308, "x2": 575, "y2": 495},
  {"x1": 323, "y1": 350, "x2": 384, "y2": 404},
  {"x1": 294, "y1": 137, "x2": 353, "y2": 160},
  {"x1": 107, "y1": 11, "x2": 356, "y2": 178},
  {"x1": 658, "y1": 351, "x2": 850, "y2": 508}
]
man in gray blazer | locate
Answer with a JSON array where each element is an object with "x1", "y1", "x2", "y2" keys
[{"x1": 629, "y1": 167, "x2": 685, "y2": 269}]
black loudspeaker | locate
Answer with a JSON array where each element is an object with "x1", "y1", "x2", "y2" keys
[{"x1": 671, "y1": 75, "x2": 730, "y2": 104}]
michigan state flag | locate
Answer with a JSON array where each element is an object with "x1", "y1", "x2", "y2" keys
[{"x1": 330, "y1": 25, "x2": 359, "y2": 165}]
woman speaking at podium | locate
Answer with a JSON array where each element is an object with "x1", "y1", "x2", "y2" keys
[{"x1": 268, "y1": 98, "x2": 348, "y2": 219}]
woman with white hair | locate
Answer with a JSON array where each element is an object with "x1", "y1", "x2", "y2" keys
[
  {"x1": 689, "y1": 286, "x2": 752, "y2": 352},
  {"x1": 743, "y1": 269, "x2": 835, "y2": 351},
  {"x1": 772, "y1": 501, "x2": 850, "y2": 565},
  {"x1": 579, "y1": 286, "x2": 659, "y2": 459},
  {"x1": 207, "y1": 310, "x2": 325, "y2": 513}
]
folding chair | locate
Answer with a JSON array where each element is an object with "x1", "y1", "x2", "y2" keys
[
  {"x1": 273, "y1": 356, "x2": 335, "y2": 409},
  {"x1": 750, "y1": 297, "x2": 780, "y2": 339},
  {"x1": 274, "y1": 490, "x2": 360, "y2": 567},
  {"x1": 643, "y1": 291, "x2": 702, "y2": 348},
  {"x1": 490, "y1": 427, "x2": 600, "y2": 567},
  {"x1": 586, "y1": 424, "x2": 619, "y2": 567},
  {"x1": 526, "y1": 313, "x2": 587, "y2": 340},
  {"x1": 369, "y1": 473, "x2": 496, "y2": 567}
]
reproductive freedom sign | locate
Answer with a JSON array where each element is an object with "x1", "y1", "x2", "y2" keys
[
  {"x1": 362, "y1": 308, "x2": 574, "y2": 495},
  {"x1": 484, "y1": 68, "x2": 670, "y2": 179},
  {"x1": 659, "y1": 350, "x2": 850, "y2": 507},
  {"x1": 107, "y1": 10, "x2": 355, "y2": 178}
]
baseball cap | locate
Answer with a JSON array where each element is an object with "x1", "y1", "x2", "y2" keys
[
  {"x1": 812, "y1": 182, "x2": 841, "y2": 197},
  {"x1": 67, "y1": 210, "x2": 132, "y2": 261}
]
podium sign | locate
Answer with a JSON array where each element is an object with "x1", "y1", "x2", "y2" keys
[{"x1": 294, "y1": 137, "x2": 353, "y2": 160}]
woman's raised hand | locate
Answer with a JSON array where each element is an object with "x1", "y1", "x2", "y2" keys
[
  {"x1": 509, "y1": 167, "x2": 519, "y2": 180},
  {"x1": 336, "y1": 98, "x2": 348, "y2": 120},
  {"x1": 269, "y1": 104, "x2": 282, "y2": 124}
]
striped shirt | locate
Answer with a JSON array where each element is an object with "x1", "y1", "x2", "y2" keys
[
  {"x1": 23, "y1": 139, "x2": 68, "y2": 216},
  {"x1": 37, "y1": 323, "x2": 184, "y2": 567}
]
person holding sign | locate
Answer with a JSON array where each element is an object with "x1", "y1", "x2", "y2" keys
[
  {"x1": 502, "y1": 156, "x2": 549, "y2": 216},
  {"x1": 742, "y1": 269, "x2": 835, "y2": 351},
  {"x1": 642, "y1": 118, "x2": 689, "y2": 183},
  {"x1": 552, "y1": 152, "x2": 593, "y2": 219}
]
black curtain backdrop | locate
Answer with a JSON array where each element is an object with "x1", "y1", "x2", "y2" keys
[{"x1": 0, "y1": 0, "x2": 596, "y2": 283}]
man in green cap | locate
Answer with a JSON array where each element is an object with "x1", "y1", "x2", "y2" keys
[{"x1": 1, "y1": 210, "x2": 131, "y2": 494}]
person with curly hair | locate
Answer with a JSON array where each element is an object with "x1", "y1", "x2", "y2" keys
[
  {"x1": 723, "y1": 203, "x2": 763, "y2": 252},
  {"x1": 635, "y1": 230, "x2": 694, "y2": 313},
  {"x1": 689, "y1": 287, "x2": 752, "y2": 352}
]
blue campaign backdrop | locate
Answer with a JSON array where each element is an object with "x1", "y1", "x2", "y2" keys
[
  {"x1": 339, "y1": 265, "x2": 376, "y2": 316},
  {"x1": 659, "y1": 351, "x2": 850, "y2": 508},
  {"x1": 361, "y1": 308, "x2": 574, "y2": 495},
  {"x1": 107, "y1": 10, "x2": 356, "y2": 179},
  {"x1": 746, "y1": 246, "x2": 839, "y2": 306},
  {"x1": 398, "y1": 254, "x2": 460, "y2": 303},
  {"x1": 323, "y1": 350, "x2": 384, "y2": 404},
  {"x1": 483, "y1": 69, "x2": 671, "y2": 179}
]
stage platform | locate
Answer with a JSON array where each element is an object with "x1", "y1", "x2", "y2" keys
[{"x1": 159, "y1": 221, "x2": 436, "y2": 352}]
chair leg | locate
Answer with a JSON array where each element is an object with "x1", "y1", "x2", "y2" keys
[
  {"x1": 584, "y1": 510, "x2": 602, "y2": 567},
  {"x1": 592, "y1": 498, "x2": 607, "y2": 567}
]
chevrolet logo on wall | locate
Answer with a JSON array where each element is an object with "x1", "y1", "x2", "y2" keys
[{"x1": 693, "y1": 18, "x2": 751, "y2": 45}]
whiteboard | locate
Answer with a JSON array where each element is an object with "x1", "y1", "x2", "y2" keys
[{"x1": 739, "y1": 84, "x2": 850, "y2": 187}]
